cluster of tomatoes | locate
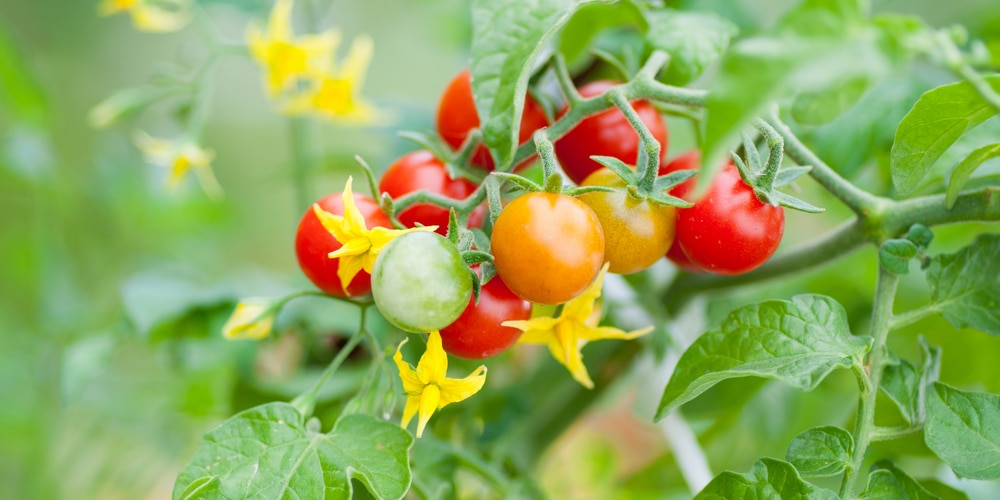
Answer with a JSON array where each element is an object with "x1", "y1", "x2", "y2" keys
[{"x1": 295, "y1": 70, "x2": 785, "y2": 359}]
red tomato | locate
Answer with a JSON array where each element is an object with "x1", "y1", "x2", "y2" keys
[
  {"x1": 674, "y1": 162, "x2": 785, "y2": 275},
  {"x1": 491, "y1": 192, "x2": 605, "y2": 305},
  {"x1": 554, "y1": 80, "x2": 668, "y2": 185},
  {"x1": 436, "y1": 69, "x2": 549, "y2": 171},
  {"x1": 440, "y1": 272, "x2": 531, "y2": 359},
  {"x1": 658, "y1": 151, "x2": 704, "y2": 272},
  {"x1": 295, "y1": 192, "x2": 393, "y2": 297},
  {"x1": 379, "y1": 150, "x2": 481, "y2": 235}
]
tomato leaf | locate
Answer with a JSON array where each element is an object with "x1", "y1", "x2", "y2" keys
[
  {"x1": 890, "y1": 76, "x2": 1000, "y2": 197},
  {"x1": 470, "y1": 0, "x2": 591, "y2": 170},
  {"x1": 879, "y1": 239, "x2": 919, "y2": 275},
  {"x1": 558, "y1": 0, "x2": 647, "y2": 69},
  {"x1": 172, "y1": 403, "x2": 413, "y2": 500},
  {"x1": 919, "y1": 479, "x2": 970, "y2": 500},
  {"x1": 694, "y1": 458, "x2": 838, "y2": 499},
  {"x1": 643, "y1": 9, "x2": 738, "y2": 86},
  {"x1": 785, "y1": 426, "x2": 854, "y2": 477},
  {"x1": 925, "y1": 233, "x2": 1000, "y2": 336},
  {"x1": 925, "y1": 383, "x2": 1000, "y2": 480},
  {"x1": 699, "y1": 0, "x2": 891, "y2": 194},
  {"x1": 655, "y1": 294, "x2": 870, "y2": 419},
  {"x1": 791, "y1": 75, "x2": 870, "y2": 125},
  {"x1": 880, "y1": 339, "x2": 941, "y2": 425},
  {"x1": 862, "y1": 461, "x2": 938, "y2": 500},
  {"x1": 946, "y1": 143, "x2": 1000, "y2": 208}
]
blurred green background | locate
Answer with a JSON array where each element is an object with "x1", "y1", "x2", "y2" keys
[{"x1": 2, "y1": 0, "x2": 1000, "y2": 498}]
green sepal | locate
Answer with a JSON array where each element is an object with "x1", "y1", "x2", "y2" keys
[
  {"x1": 397, "y1": 131, "x2": 455, "y2": 165},
  {"x1": 354, "y1": 155, "x2": 382, "y2": 201},
  {"x1": 654, "y1": 169, "x2": 697, "y2": 191},
  {"x1": 543, "y1": 171, "x2": 564, "y2": 193},
  {"x1": 648, "y1": 193, "x2": 694, "y2": 208},
  {"x1": 774, "y1": 165, "x2": 813, "y2": 187},
  {"x1": 446, "y1": 210, "x2": 461, "y2": 246},
  {"x1": 564, "y1": 185, "x2": 614, "y2": 197},
  {"x1": 591, "y1": 155, "x2": 639, "y2": 183},
  {"x1": 770, "y1": 190, "x2": 825, "y2": 214},
  {"x1": 492, "y1": 172, "x2": 542, "y2": 193}
]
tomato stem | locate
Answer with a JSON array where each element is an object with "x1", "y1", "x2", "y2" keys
[
  {"x1": 607, "y1": 89, "x2": 660, "y2": 193},
  {"x1": 291, "y1": 307, "x2": 367, "y2": 418},
  {"x1": 752, "y1": 118, "x2": 784, "y2": 201}
]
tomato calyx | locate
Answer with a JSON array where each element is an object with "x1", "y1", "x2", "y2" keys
[{"x1": 722, "y1": 124, "x2": 824, "y2": 214}]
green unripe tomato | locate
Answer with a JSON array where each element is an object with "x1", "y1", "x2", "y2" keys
[{"x1": 372, "y1": 231, "x2": 473, "y2": 332}]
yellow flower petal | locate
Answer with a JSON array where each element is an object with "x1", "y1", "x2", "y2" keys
[
  {"x1": 416, "y1": 331, "x2": 448, "y2": 386},
  {"x1": 334, "y1": 254, "x2": 366, "y2": 294},
  {"x1": 547, "y1": 337, "x2": 593, "y2": 389},
  {"x1": 393, "y1": 337, "x2": 424, "y2": 395},
  {"x1": 130, "y1": 2, "x2": 191, "y2": 33},
  {"x1": 222, "y1": 298, "x2": 276, "y2": 341},
  {"x1": 579, "y1": 325, "x2": 653, "y2": 342},
  {"x1": 99, "y1": 0, "x2": 137, "y2": 15},
  {"x1": 340, "y1": 35, "x2": 373, "y2": 88},
  {"x1": 401, "y1": 395, "x2": 419, "y2": 431},
  {"x1": 340, "y1": 177, "x2": 370, "y2": 235},
  {"x1": 562, "y1": 263, "x2": 609, "y2": 322},
  {"x1": 415, "y1": 384, "x2": 440, "y2": 438},
  {"x1": 437, "y1": 365, "x2": 487, "y2": 407},
  {"x1": 311, "y1": 204, "x2": 353, "y2": 245},
  {"x1": 327, "y1": 238, "x2": 371, "y2": 260},
  {"x1": 267, "y1": 0, "x2": 294, "y2": 42}
]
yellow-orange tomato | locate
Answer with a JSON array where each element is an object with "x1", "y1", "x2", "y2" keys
[
  {"x1": 490, "y1": 192, "x2": 605, "y2": 305},
  {"x1": 578, "y1": 168, "x2": 676, "y2": 274}
]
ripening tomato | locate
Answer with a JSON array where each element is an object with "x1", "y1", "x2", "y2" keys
[
  {"x1": 578, "y1": 168, "x2": 675, "y2": 274},
  {"x1": 378, "y1": 150, "x2": 484, "y2": 235},
  {"x1": 674, "y1": 162, "x2": 785, "y2": 275},
  {"x1": 554, "y1": 80, "x2": 668, "y2": 185},
  {"x1": 658, "y1": 151, "x2": 704, "y2": 273},
  {"x1": 371, "y1": 232, "x2": 472, "y2": 332},
  {"x1": 436, "y1": 69, "x2": 549, "y2": 171},
  {"x1": 491, "y1": 192, "x2": 605, "y2": 305},
  {"x1": 440, "y1": 271, "x2": 531, "y2": 359},
  {"x1": 295, "y1": 192, "x2": 393, "y2": 297}
]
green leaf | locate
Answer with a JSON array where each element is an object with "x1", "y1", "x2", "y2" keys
[
  {"x1": 880, "y1": 239, "x2": 919, "y2": 275},
  {"x1": 791, "y1": 75, "x2": 870, "y2": 125},
  {"x1": 700, "y1": 3, "x2": 890, "y2": 191},
  {"x1": 946, "y1": 143, "x2": 1000, "y2": 208},
  {"x1": 173, "y1": 403, "x2": 413, "y2": 500},
  {"x1": 470, "y1": 0, "x2": 590, "y2": 170},
  {"x1": 644, "y1": 9, "x2": 738, "y2": 86},
  {"x1": 918, "y1": 479, "x2": 970, "y2": 500},
  {"x1": 890, "y1": 76, "x2": 1000, "y2": 196},
  {"x1": 906, "y1": 224, "x2": 934, "y2": 249},
  {"x1": 694, "y1": 458, "x2": 838, "y2": 499},
  {"x1": 925, "y1": 233, "x2": 1000, "y2": 336},
  {"x1": 656, "y1": 294, "x2": 870, "y2": 419},
  {"x1": 785, "y1": 426, "x2": 854, "y2": 477},
  {"x1": 862, "y1": 461, "x2": 938, "y2": 500},
  {"x1": 558, "y1": 0, "x2": 647, "y2": 69},
  {"x1": 0, "y1": 24, "x2": 47, "y2": 125},
  {"x1": 925, "y1": 382, "x2": 1000, "y2": 480},
  {"x1": 880, "y1": 339, "x2": 942, "y2": 425}
]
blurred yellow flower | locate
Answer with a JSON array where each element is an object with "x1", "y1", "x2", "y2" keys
[
  {"x1": 247, "y1": 0, "x2": 338, "y2": 96},
  {"x1": 283, "y1": 35, "x2": 387, "y2": 124},
  {"x1": 222, "y1": 298, "x2": 277, "y2": 341},
  {"x1": 133, "y1": 130, "x2": 223, "y2": 200},
  {"x1": 311, "y1": 177, "x2": 435, "y2": 293},
  {"x1": 393, "y1": 331, "x2": 487, "y2": 438},
  {"x1": 503, "y1": 264, "x2": 652, "y2": 389},
  {"x1": 98, "y1": 0, "x2": 191, "y2": 33}
]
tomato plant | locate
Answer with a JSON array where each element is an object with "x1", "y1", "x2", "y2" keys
[
  {"x1": 439, "y1": 271, "x2": 531, "y2": 359},
  {"x1": 491, "y1": 192, "x2": 604, "y2": 305},
  {"x1": 295, "y1": 191, "x2": 393, "y2": 297},
  {"x1": 554, "y1": 80, "x2": 668, "y2": 185},
  {"x1": 436, "y1": 68, "x2": 549, "y2": 170},
  {"x1": 371, "y1": 231, "x2": 472, "y2": 332},
  {"x1": 578, "y1": 167, "x2": 675, "y2": 275},
  {"x1": 378, "y1": 150, "x2": 484, "y2": 234},
  {"x1": 674, "y1": 162, "x2": 785, "y2": 275}
]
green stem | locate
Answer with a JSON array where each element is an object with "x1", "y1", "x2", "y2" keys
[
  {"x1": 765, "y1": 114, "x2": 886, "y2": 215},
  {"x1": 607, "y1": 89, "x2": 660, "y2": 192},
  {"x1": 840, "y1": 267, "x2": 899, "y2": 498},
  {"x1": 890, "y1": 304, "x2": 940, "y2": 331},
  {"x1": 291, "y1": 306, "x2": 368, "y2": 417},
  {"x1": 289, "y1": 117, "x2": 315, "y2": 214},
  {"x1": 753, "y1": 118, "x2": 784, "y2": 196},
  {"x1": 868, "y1": 424, "x2": 924, "y2": 442}
]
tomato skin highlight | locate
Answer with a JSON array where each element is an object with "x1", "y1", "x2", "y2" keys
[
  {"x1": 295, "y1": 192, "x2": 393, "y2": 297},
  {"x1": 578, "y1": 168, "x2": 676, "y2": 275},
  {"x1": 440, "y1": 273, "x2": 531, "y2": 359},
  {"x1": 554, "y1": 80, "x2": 668, "y2": 185},
  {"x1": 436, "y1": 69, "x2": 549, "y2": 171},
  {"x1": 491, "y1": 192, "x2": 605, "y2": 305},
  {"x1": 675, "y1": 163, "x2": 785, "y2": 275},
  {"x1": 371, "y1": 232, "x2": 472, "y2": 332},
  {"x1": 378, "y1": 150, "x2": 481, "y2": 235}
]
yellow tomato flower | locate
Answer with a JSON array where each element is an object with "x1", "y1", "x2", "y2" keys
[
  {"x1": 247, "y1": 0, "x2": 338, "y2": 96},
  {"x1": 311, "y1": 177, "x2": 435, "y2": 293},
  {"x1": 133, "y1": 130, "x2": 223, "y2": 200},
  {"x1": 98, "y1": 0, "x2": 191, "y2": 33},
  {"x1": 393, "y1": 331, "x2": 487, "y2": 438},
  {"x1": 503, "y1": 264, "x2": 652, "y2": 389},
  {"x1": 222, "y1": 298, "x2": 277, "y2": 340},
  {"x1": 283, "y1": 34, "x2": 387, "y2": 124}
]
